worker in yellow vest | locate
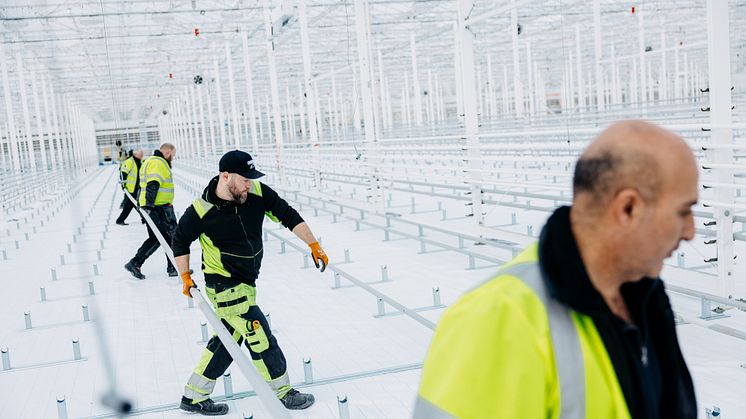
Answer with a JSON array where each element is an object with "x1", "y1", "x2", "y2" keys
[
  {"x1": 414, "y1": 121, "x2": 698, "y2": 419},
  {"x1": 124, "y1": 143, "x2": 177, "y2": 279},
  {"x1": 116, "y1": 149, "x2": 143, "y2": 225}
]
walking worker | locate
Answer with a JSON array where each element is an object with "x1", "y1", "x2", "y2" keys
[
  {"x1": 116, "y1": 149, "x2": 143, "y2": 225},
  {"x1": 124, "y1": 143, "x2": 178, "y2": 280},
  {"x1": 172, "y1": 150, "x2": 328, "y2": 415},
  {"x1": 414, "y1": 120, "x2": 698, "y2": 419}
]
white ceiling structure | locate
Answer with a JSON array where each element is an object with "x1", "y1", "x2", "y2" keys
[{"x1": 2, "y1": 0, "x2": 743, "y2": 128}]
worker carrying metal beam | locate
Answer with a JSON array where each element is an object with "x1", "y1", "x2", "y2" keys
[
  {"x1": 414, "y1": 120, "x2": 698, "y2": 419},
  {"x1": 172, "y1": 149, "x2": 328, "y2": 415},
  {"x1": 124, "y1": 143, "x2": 178, "y2": 279}
]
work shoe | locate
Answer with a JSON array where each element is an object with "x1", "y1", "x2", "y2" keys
[
  {"x1": 167, "y1": 267, "x2": 178, "y2": 277},
  {"x1": 124, "y1": 261, "x2": 145, "y2": 280},
  {"x1": 280, "y1": 389, "x2": 315, "y2": 410},
  {"x1": 115, "y1": 221, "x2": 128, "y2": 226},
  {"x1": 179, "y1": 396, "x2": 228, "y2": 416}
]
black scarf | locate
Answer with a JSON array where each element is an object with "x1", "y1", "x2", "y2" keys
[{"x1": 538, "y1": 206, "x2": 696, "y2": 419}]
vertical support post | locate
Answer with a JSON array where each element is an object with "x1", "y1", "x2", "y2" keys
[
  {"x1": 337, "y1": 395, "x2": 350, "y2": 419},
  {"x1": 16, "y1": 52, "x2": 37, "y2": 170},
  {"x1": 57, "y1": 396, "x2": 68, "y2": 419},
  {"x1": 88, "y1": 281, "x2": 95, "y2": 295},
  {"x1": 380, "y1": 265, "x2": 388, "y2": 281},
  {"x1": 298, "y1": 0, "x2": 322, "y2": 189},
  {"x1": 510, "y1": 1, "x2": 524, "y2": 116},
  {"x1": 638, "y1": 6, "x2": 647, "y2": 106},
  {"x1": 432, "y1": 287, "x2": 441, "y2": 306},
  {"x1": 242, "y1": 31, "x2": 260, "y2": 156},
  {"x1": 24, "y1": 311, "x2": 32, "y2": 329},
  {"x1": 592, "y1": 0, "x2": 604, "y2": 111},
  {"x1": 1, "y1": 347, "x2": 10, "y2": 370},
  {"x1": 377, "y1": 297, "x2": 385, "y2": 316},
  {"x1": 303, "y1": 358, "x2": 314, "y2": 384},
  {"x1": 575, "y1": 25, "x2": 584, "y2": 110},
  {"x1": 264, "y1": 6, "x2": 286, "y2": 181},
  {"x1": 460, "y1": 1, "x2": 485, "y2": 236},
  {"x1": 201, "y1": 322, "x2": 209, "y2": 342},
  {"x1": 226, "y1": 43, "x2": 242, "y2": 149},
  {"x1": 40, "y1": 287, "x2": 47, "y2": 301},
  {"x1": 706, "y1": 0, "x2": 735, "y2": 297},
  {"x1": 213, "y1": 60, "x2": 227, "y2": 152},
  {"x1": 410, "y1": 33, "x2": 423, "y2": 125},
  {"x1": 72, "y1": 339, "x2": 81, "y2": 360},
  {"x1": 223, "y1": 371, "x2": 234, "y2": 397},
  {"x1": 0, "y1": 42, "x2": 20, "y2": 171},
  {"x1": 353, "y1": 0, "x2": 383, "y2": 213}
]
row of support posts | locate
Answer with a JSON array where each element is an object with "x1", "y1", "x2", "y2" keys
[{"x1": 0, "y1": 42, "x2": 97, "y2": 173}]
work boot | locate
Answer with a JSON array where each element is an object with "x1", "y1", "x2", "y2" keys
[
  {"x1": 167, "y1": 267, "x2": 178, "y2": 277},
  {"x1": 280, "y1": 389, "x2": 315, "y2": 410},
  {"x1": 124, "y1": 261, "x2": 145, "y2": 280},
  {"x1": 179, "y1": 396, "x2": 228, "y2": 416}
]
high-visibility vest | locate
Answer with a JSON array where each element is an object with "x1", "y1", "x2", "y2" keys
[
  {"x1": 138, "y1": 155, "x2": 174, "y2": 206},
  {"x1": 121, "y1": 157, "x2": 138, "y2": 193},
  {"x1": 414, "y1": 243, "x2": 631, "y2": 419}
]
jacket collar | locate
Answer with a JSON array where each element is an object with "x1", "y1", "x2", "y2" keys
[
  {"x1": 538, "y1": 206, "x2": 659, "y2": 319},
  {"x1": 153, "y1": 149, "x2": 171, "y2": 168},
  {"x1": 203, "y1": 175, "x2": 232, "y2": 207}
]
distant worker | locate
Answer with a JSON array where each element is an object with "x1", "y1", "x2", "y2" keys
[
  {"x1": 414, "y1": 120, "x2": 698, "y2": 419},
  {"x1": 116, "y1": 149, "x2": 144, "y2": 225},
  {"x1": 124, "y1": 143, "x2": 178, "y2": 279},
  {"x1": 172, "y1": 150, "x2": 328, "y2": 415}
]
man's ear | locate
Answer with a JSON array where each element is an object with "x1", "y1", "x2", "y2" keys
[{"x1": 610, "y1": 188, "x2": 642, "y2": 227}]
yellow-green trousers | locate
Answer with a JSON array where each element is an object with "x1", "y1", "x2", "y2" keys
[{"x1": 183, "y1": 282, "x2": 290, "y2": 403}]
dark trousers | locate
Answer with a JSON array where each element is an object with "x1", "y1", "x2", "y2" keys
[
  {"x1": 130, "y1": 205, "x2": 176, "y2": 271},
  {"x1": 115, "y1": 190, "x2": 140, "y2": 223}
]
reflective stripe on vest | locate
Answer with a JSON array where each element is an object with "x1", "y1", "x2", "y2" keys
[{"x1": 499, "y1": 262, "x2": 585, "y2": 419}]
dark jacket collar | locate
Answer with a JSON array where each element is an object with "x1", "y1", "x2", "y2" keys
[
  {"x1": 153, "y1": 149, "x2": 171, "y2": 168},
  {"x1": 538, "y1": 205, "x2": 659, "y2": 318},
  {"x1": 202, "y1": 175, "x2": 232, "y2": 207}
]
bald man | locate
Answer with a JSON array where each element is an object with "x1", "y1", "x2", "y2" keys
[{"x1": 414, "y1": 121, "x2": 697, "y2": 419}]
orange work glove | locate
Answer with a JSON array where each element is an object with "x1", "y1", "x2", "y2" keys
[
  {"x1": 309, "y1": 242, "x2": 328, "y2": 272},
  {"x1": 181, "y1": 271, "x2": 197, "y2": 297}
]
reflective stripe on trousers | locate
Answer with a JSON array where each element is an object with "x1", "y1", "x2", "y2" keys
[{"x1": 413, "y1": 261, "x2": 585, "y2": 419}]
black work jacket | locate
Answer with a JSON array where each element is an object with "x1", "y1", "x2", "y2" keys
[
  {"x1": 538, "y1": 206, "x2": 697, "y2": 419},
  {"x1": 172, "y1": 176, "x2": 304, "y2": 286}
]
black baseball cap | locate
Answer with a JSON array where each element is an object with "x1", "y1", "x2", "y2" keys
[{"x1": 219, "y1": 150, "x2": 265, "y2": 179}]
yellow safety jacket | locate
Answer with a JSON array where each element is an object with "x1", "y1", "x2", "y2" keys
[
  {"x1": 414, "y1": 244, "x2": 631, "y2": 419},
  {"x1": 121, "y1": 157, "x2": 138, "y2": 193},
  {"x1": 138, "y1": 155, "x2": 174, "y2": 206}
]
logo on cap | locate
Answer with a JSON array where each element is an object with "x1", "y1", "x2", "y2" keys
[{"x1": 247, "y1": 159, "x2": 255, "y2": 169}]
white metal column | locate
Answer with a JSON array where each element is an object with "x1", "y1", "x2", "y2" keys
[
  {"x1": 511, "y1": 1, "x2": 523, "y2": 117},
  {"x1": 354, "y1": 0, "x2": 383, "y2": 211},
  {"x1": 706, "y1": 0, "x2": 735, "y2": 297},
  {"x1": 226, "y1": 43, "x2": 242, "y2": 150},
  {"x1": 592, "y1": 0, "x2": 604, "y2": 111},
  {"x1": 16, "y1": 53, "x2": 37, "y2": 170},
  {"x1": 410, "y1": 33, "x2": 423, "y2": 125},
  {"x1": 460, "y1": 0, "x2": 484, "y2": 233},
  {"x1": 30, "y1": 72, "x2": 47, "y2": 170},
  {"x1": 213, "y1": 60, "x2": 227, "y2": 153},
  {"x1": 264, "y1": 6, "x2": 285, "y2": 180},
  {"x1": 0, "y1": 42, "x2": 20, "y2": 171},
  {"x1": 298, "y1": 0, "x2": 321, "y2": 187},
  {"x1": 241, "y1": 32, "x2": 260, "y2": 156}
]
